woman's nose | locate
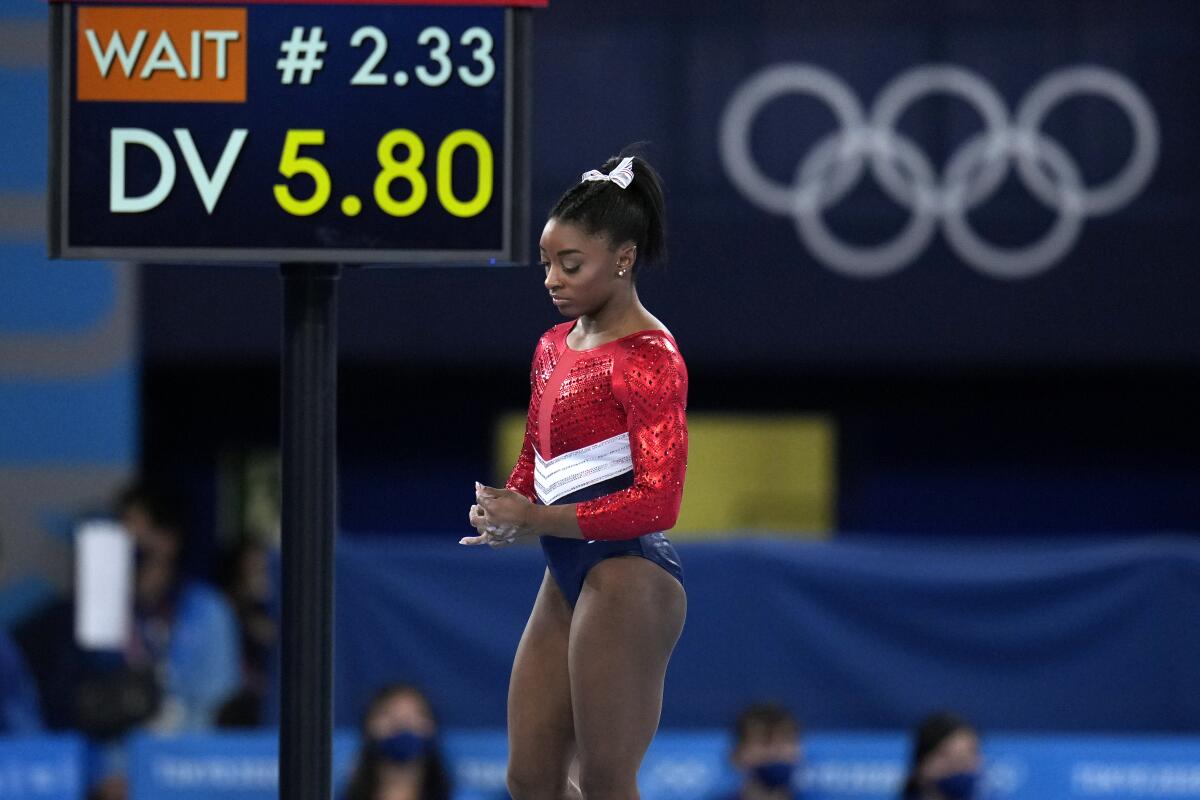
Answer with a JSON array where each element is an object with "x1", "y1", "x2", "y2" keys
[{"x1": 544, "y1": 265, "x2": 561, "y2": 289}]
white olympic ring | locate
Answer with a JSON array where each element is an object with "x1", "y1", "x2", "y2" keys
[{"x1": 719, "y1": 63, "x2": 1159, "y2": 280}]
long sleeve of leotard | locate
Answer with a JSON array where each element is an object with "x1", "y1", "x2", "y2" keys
[
  {"x1": 574, "y1": 336, "x2": 689, "y2": 540},
  {"x1": 504, "y1": 345, "x2": 540, "y2": 503}
]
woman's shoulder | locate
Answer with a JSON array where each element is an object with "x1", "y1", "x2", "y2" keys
[
  {"x1": 179, "y1": 580, "x2": 241, "y2": 621},
  {"x1": 615, "y1": 326, "x2": 686, "y2": 375},
  {"x1": 527, "y1": 321, "x2": 573, "y2": 359},
  {"x1": 619, "y1": 325, "x2": 681, "y2": 354},
  {"x1": 537, "y1": 320, "x2": 575, "y2": 344},
  {"x1": 625, "y1": 311, "x2": 676, "y2": 348}
]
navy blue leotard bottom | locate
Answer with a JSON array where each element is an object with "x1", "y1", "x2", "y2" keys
[{"x1": 538, "y1": 472, "x2": 684, "y2": 607}]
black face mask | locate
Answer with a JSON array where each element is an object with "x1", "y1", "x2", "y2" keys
[
  {"x1": 752, "y1": 760, "x2": 798, "y2": 791},
  {"x1": 133, "y1": 548, "x2": 179, "y2": 614},
  {"x1": 372, "y1": 732, "x2": 431, "y2": 764},
  {"x1": 934, "y1": 771, "x2": 979, "y2": 800}
]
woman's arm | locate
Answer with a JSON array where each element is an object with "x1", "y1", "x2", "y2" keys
[
  {"x1": 503, "y1": 345, "x2": 543, "y2": 503},
  {"x1": 572, "y1": 337, "x2": 688, "y2": 540},
  {"x1": 504, "y1": 413, "x2": 538, "y2": 503},
  {"x1": 527, "y1": 500, "x2": 584, "y2": 538}
]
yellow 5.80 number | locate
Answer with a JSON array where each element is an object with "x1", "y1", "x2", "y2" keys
[
  {"x1": 274, "y1": 128, "x2": 495, "y2": 219},
  {"x1": 437, "y1": 129, "x2": 493, "y2": 218},
  {"x1": 375, "y1": 130, "x2": 428, "y2": 217},
  {"x1": 274, "y1": 130, "x2": 332, "y2": 217}
]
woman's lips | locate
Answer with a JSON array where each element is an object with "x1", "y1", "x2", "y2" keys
[{"x1": 551, "y1": 296, "x2": 570, "y2": 305}]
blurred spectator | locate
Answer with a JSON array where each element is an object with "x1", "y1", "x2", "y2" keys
[
  {"x1": 15, "y1": 483, "x2": 241, "y2": 800},
  {"x1": 719, "y1": 703, "x2": 803, "y2": 800},
  {"x1": 14, "y1": 595, "x2": 77, "y2": 731},
  {"x1": 342, "y1": 683, "x2": 452, "y2": 800},
  {"x1": 216, "y1": 539, "x2": 277, "y2": 727},
  {"x1": 899, "y1": 712, "x2": 982, "y2": 800},
  {"x1": 90, "y1": 484, "x2": 244, "y2": 799},
  {"x1": 112, "y1": 482, "x2": 242, "y2": 733},
  {"x1": 0, "y1": 628, "x2": 43, "y2": 734}
]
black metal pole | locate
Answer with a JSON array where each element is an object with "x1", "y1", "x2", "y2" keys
[{"x1": 279, "y1": 262, "x2": 340, "y2": 800}]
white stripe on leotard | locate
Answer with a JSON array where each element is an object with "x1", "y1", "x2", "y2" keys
[{"x1": 534, "y1": 432, "x2": 633, "y2": 505}]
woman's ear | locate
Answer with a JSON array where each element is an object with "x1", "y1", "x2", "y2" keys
[{"x1": 616, "y1": 242, "x2": 638, "y2": 270}]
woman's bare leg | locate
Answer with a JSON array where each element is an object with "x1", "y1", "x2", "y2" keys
[
  {"x1": 507, "y1": 569, "x2": 583, "y2": 800},
  {"x1": 568, "y1": 557, "x2": 687, "y2": 800}
]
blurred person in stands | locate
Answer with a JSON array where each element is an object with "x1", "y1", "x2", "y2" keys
[
  {"x1": 717, "y1": 703, "x2": 803, "y2": 800},
  {"x1": 342, "y1": 683, "x2": 452, "y2": 800},
  {"x1": 110, "y1": 482, "x2": 241, "y2": 733},
  {"x1": 0, "y1": 627, "x2": 43, "y2": 735},
  {"x1": 23, "y1": 482, "x2": 242, "y2": 800},
  {"x1": 216, "y1": 539, "x2": 277, "y2": 727},
  {"x1": 0, "y1": 529, "x2": 42, "y2": 735},
  {"x1": 900, "y1": 712, "x2": 982, "y2": 800}
]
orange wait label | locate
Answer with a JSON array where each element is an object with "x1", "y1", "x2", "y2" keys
[{"x1": 77, "y1": 6, "x2": 247, "y2": 103}]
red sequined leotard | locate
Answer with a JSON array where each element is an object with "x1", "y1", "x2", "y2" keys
[{"x1": 505, "y1": 320, "x2": 688, "y2": 540}]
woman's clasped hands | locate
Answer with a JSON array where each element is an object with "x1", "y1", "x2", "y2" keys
[{"x1": 461, "y1": 481, "x2": 535, "y2": 547}]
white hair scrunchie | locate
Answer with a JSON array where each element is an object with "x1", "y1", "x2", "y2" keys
[{"x1": 580, "y1": 156, "x2": 636, "y2": 189}]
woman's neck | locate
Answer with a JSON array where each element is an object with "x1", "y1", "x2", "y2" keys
[
  {"x1": 573, "y1": 289, "x2": 647, "y2": 338},
  {"x1": 376, "y1": 763, "x2": 423, "y2": 800},
  {"x1": 741, "y1": 781, "x2": 791, "y2": 800}
]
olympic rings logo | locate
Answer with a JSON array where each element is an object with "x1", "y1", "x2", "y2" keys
[{"x1": 719, "y1": 64, "x2": 1159, "y2": 280}]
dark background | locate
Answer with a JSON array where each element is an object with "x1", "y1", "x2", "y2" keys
[{"x1": 140, "y1": 0, "x2": 1200, "y2": 549}]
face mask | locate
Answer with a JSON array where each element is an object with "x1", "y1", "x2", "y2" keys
[
  {"x1": 752, "y1": 761, "x2": 795, "y2": 790},
  {"x1": 373, "y1": 731, "x2": 430, "y2": 764},
  {"x1": 934, "y1": 771, "x2": 979, "y2": 800}
]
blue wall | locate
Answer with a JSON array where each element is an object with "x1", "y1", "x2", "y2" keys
[
  {"x1": 0, "y1": 0, "x2": 136, "y2": 599},
  {"x1": 323, "y1": 534, "x2": 1200, "y2": 732}
]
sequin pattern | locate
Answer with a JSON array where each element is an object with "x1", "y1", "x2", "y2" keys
[
  {"x1": 504, "y1": 332, "x2": 559, "y2": 503},
  {"x1": 505, "y1": 321, "x2": 689, "y2": 541}
]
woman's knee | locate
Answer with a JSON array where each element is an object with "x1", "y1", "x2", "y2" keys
[
  {"x1": 576, "y1": 759, "x2": 638, "y2": 800},
  {"x1": 507, "y1": 761, "x2": 568, "y2": 800}
]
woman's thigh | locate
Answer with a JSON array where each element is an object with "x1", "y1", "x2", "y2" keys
[
  {"x1": 568, "y1": 556, "x2": 687, "y2": 799},
  {"x1": 507, "y1": 569, "x2": 578, "y2": 800}
]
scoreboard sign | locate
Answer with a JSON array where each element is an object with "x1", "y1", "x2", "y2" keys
[{"x1": 48, "y1": 0, "x2": 540, "y2": 264}]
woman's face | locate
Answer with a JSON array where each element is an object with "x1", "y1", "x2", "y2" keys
[
  {"x1": 236, "y1": 546, "x2": 271, "y2": 600},
  {"x1": 733, "y1": 721, "x2": 802, "y2": 770},
  {"x1": 122, "y1": 503, "x2": 181, "y2": 609},
  {"x1": 367, "y1": 690, "x2": 437, "y2": 741},
  {"x1": 539, "y1": 217, "x2": 633, "y2": 318},
  {"x1": 920, "y1": 729, "x2": 981, "y2": 786}
]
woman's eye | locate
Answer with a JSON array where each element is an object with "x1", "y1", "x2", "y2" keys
[{"x1": 538, "y1": 261, "x2": 579, "y2": 273}]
